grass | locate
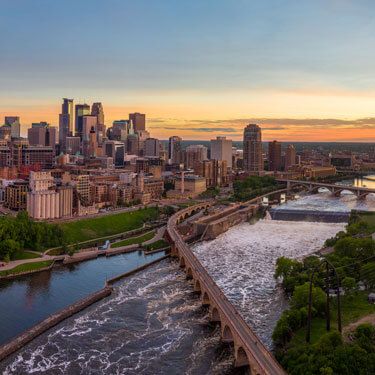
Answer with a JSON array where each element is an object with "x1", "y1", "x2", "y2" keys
[
  {"x1": 0, "y1": 260, "x2": 53, "y2": 277},
  {"x1": 290, "y1": 291, "x2": 375, "y2": 346},
  {"x1": 111, "y1": 230, "x2": 155, "y2": 249},
  {"x1": 13, "y1": 251, "x2": 41, "y2": 260},
  {"x1": 60, "y1": 207, "x2": 159, "y2": 243},
  {"x1": 144, "y1": 239, "x2": 170, "y2": 251}
]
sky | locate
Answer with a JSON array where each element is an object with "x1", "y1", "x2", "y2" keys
[{"x1": 1, "y1": 0, "x2": 375, "y2": 142}]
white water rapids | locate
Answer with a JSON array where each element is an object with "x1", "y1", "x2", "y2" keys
[{"x1": 192, "y1": 219, "x2": 345, "y2": 347}]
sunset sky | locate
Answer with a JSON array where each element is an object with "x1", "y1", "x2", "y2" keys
[{"x1": 1, "y1": 0, "x2": 375, "y2": 141}]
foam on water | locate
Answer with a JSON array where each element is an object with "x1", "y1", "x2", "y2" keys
[
  {"x1": 1, "y1": 260, "x2": 238, "y2": 375},
  {"x1": 192, "y1": 219, "x2": 345, "y2": 348}
]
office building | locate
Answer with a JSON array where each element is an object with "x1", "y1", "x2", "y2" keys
[
  {"x1": 66, "y1": 136, "x2": 81, "y2": 155},
  {"x1": 168, "y1": 136, "x2": 182, "y2": 164},
  {"x1": 28, "y1": 122, "x2": 57, "y2": 150},
  {"x1": 59, "y1": 98, "x2": 74, "y2": 150},
  {"x1": 0, "y1": 125, "x2": 12, "y2": 141},
  {"x1": 75, "y1": 104, "x2": 90, "y2": 139},
  {"x1": 82, "y1": 115, "x2": 97, "y2": 142},
  {"x1": 4, "y1": 116, "x2": 21, "y2": 138},
  {"x1": 104, "y1": 140, "x2": 125, "y2": 166},
  {"x1": 243, "y1": 124, "x2": 263, "y2": 173},
  {"x1": 210, "y1": 136, "x2": 232, "y2": 168},
  {"x1": 285, "y1": 144, "x2": 297, "y2": 170},
  {"x1": 185, "y1": 145, "x2": 208, "y2": 169},
  {"x1": 144, "y1": 138, "x2": 161, "y2": 157},
  {"x1": 4, "y1": 180, "x2": 29, "y2": 210},
  {"x1": 268, "y1": 140, "x2": 282, "y2": 171},
  {"x1": 91, "y1": 102, "x2": 105, "y2": 125},
  {"x1": 129, "y1": 113, "x2": 146, "y2": 132}
]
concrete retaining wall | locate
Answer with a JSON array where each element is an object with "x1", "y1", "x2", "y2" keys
[
  {"x1": 106, "y1": 255, "x2": 170, "y2": 285},
  {"x1": 0, "y1": 287, "x2": 113, "y2": 362},
  {"x1": 0, "y1": 261, "x2": 56, "y2": 280}
]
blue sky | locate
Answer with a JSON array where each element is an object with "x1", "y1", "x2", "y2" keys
[{"x1": 1, "y1": 0, "x2": 375, "y2": 141}]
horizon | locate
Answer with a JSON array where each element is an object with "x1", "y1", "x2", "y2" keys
[{"x1": 2, "y1": 0, "x2": 375, "y2": 142}]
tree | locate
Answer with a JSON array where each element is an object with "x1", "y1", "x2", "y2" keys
[
  {"x1": 0, "y1": 239, "x2": 21, "y2": 261},
  {"x1": 291, "y1": 282, "x2": 326, "y2": 315},
  {"x1": 360, "y1": 262, "x2": 375, "y2": 289},
  {"x1": 342, "y1": 276, "x2": 357, "y2": 297}
]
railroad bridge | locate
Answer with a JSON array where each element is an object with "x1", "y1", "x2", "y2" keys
[
  {"x1": 277, "y1": 179, "x2": 375, "y2": 199},
  {"x1": 166, "y1": 203, "x2": 285, "y2": 375}
]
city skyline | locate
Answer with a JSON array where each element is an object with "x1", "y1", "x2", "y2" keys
[{"x1": 2, "y1": 0, "x2": 375, "y2": 141}]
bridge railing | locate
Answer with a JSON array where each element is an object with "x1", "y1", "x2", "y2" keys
[{"x1": 167, "y1": 206, "x2": 285, "y2": 375}]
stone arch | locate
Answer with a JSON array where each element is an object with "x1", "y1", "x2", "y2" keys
[
  {"x1": 235, "y1": 346, "x2": 249, "y2": 368},
  {"x1": 202, "y1": 291, "x2": 210, "y2": 306},
  {"x1": 184, "y1": 212, "x2": 189, "y2": 220},
  {"x1": 211, "y1": 306, "x2": 221, "y2": 322},
  {"x1": 179, "y1": 256, "x2": 186, "y2": 268},
  {"x1": 194, "y1": 279, "x2": 201, "y2": 292},
  {"x1": 222, "y1": 325, "x2": 234, "y2": 343},
  {"x1": 186, "y1": 267, "x2": 193, "y2": 279}
]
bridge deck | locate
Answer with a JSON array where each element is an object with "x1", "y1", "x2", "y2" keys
[{"x1": 167, "y1": 207, "x2": 285, "y2": 375}]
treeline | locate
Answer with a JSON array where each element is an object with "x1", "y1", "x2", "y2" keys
[
  {"x1": 0, "y1": 212, "x2": 67, "y2": 261},
  {"x1": 273, "y1": 212, "x2": 375, "y2": 374},
  {"x1": 233, "y1": 175, "x2": 278, "y2": 201}
]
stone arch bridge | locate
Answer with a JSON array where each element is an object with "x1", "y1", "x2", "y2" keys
[
  {"x1": 166, "y1": 202, "x2": 285, "y2": 375},
  {"x1": 277, "y1": 179, "x2": 375, "y2": 199}
]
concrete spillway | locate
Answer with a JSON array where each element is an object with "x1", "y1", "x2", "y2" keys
[{"x1": 269, "y1": 208, "x2": 350, "y2": 223}]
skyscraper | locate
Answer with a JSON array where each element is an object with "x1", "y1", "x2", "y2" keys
[
  {"x1": 82, "y1": 115, "x2": 97, "y2": 142},
  {"x1": 268, "y1": 140, "x2": 282, "y2": 171},
  {"x1": 168, "y1": 136, "x2": 182, "y2": 164},
  {"x1": 285, "y1": 144, "x2": 297, "y2": 170},
  {"x1": 144, "y1": 138, "x2": 161, "y2": 157},
  {"x1": 91, "y1": 102, "x2": 104, "y2": 125},
  {"x1": 28, "y1": 122, "x2": 57, "y2": 150},
  {"x1": 91, "y1": 103, "x2": 105, "y2": 144},
  {"x1": 129, "y1": 113, "x2": 146, "y2": 132},
  {"x1": 210, "y1": 136, "x2": 232, "y2": 169},
  {"x1": 243, "y1": 124, "x2": 263, "y2": 173},
  {"x1": 75, "y1": 104, "x2": 90, "y2": 139},
  {"x1": 59, "y1": 98, "x2": 74, "y2": 150},
  {"x1": 4, "y1": 116, "x2": 21, "y2": 138}
]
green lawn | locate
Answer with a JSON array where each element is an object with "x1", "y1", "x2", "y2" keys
[
  {"x1": 0, "y1": 260, "x2": 53, "y2": 277},
  {"x1": 111, "y1": 230, "x2": 155, "y2": 249},
  {"x1": 290, "y1": 291, "x2": 375, "y2": 346},
  {"x1": 144, "y1": 239, "x2": 170, "y2": 251},
  {"x1": 13, "y1": 251, "x2": 41, "y2": 260},
  {"x1": 60, "y1": 207, "x2": 159, "y2": 243}
]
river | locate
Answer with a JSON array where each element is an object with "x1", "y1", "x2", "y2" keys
[
  {"x1": 1, "y1": 177, "x2": 374, "y2": 374},
  {"x1": 0, "y1": 250, "x2": 165, "y2": 346}
]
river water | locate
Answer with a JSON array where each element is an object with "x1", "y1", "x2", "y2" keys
[
  {"x1": 0, "y1": 250, "x2": 165, "y2": 346},
  {"x1": 1, "y1": 177, "x2": 374, "y2": 374}
]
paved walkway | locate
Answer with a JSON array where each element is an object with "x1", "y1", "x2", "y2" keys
[
  {"x1": 0, "y1": 254, "x2": 55, "y2": 271},
  {"x1": 142, "y1": 226, "x2": 165, "y2": 245}
]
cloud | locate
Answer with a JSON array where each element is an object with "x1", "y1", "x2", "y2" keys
[
  {"x1": 161, "y1": 126, "x2": 237, "y2": 133},
  {"x1": 149, "y1": 116, "x2": 375, "y2": 131}
]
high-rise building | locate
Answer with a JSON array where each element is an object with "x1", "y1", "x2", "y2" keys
[
  {"x1": 66, "y1": 136, "x2": 81, "y2": 155},
  {"x1": 168, "y1": 136, "x2": 182, "y2": 164},
  {"x1": 210, "y1": 136, "x2": 232, "y2": 169},
  {"x1": 59, "y1": 98, "x2": 74, "y2": 150},
  {"x1": 91, "y1": 102, "x2": 104, "y2": 125},
  {"x1": 75, "y1": 104, "x2": 90, "y2": 139},
  {"x1": 285, "y1": 144, "x2": 297, "y2": 170},
  {"x1": 0, "y1": 125, "x2": 12, "y2": 141},
  {"x1": 28, "y1": 122, "x2": 57, "y2": 150},
  {"x1": 185, "y1": 145, "x2": 208, "y2": 169},
  {"x1": 82, "y1": 115, "x2": 97, "y2": 142},
  {"x1": 4, "y1": 116, "x2": 21, "y2": 138},
  {"x1": 129, "y1": 113, "x2": 146, "y2": 132},
  {"x1": 144, "y1": 138, "x2": 161, "y2": 157},
  {"x1": 104, "y1": 140, "x2": 125, "y2": 166},
  {"x1": 243, "y1": 124, "x2": 263, "y2": 173},
  {"x1": 268, "y1": 140, "x2": 282, "y2": 171},
  {"x1": 112, "y1": 120, "x2": 129, "y2": 141}
]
